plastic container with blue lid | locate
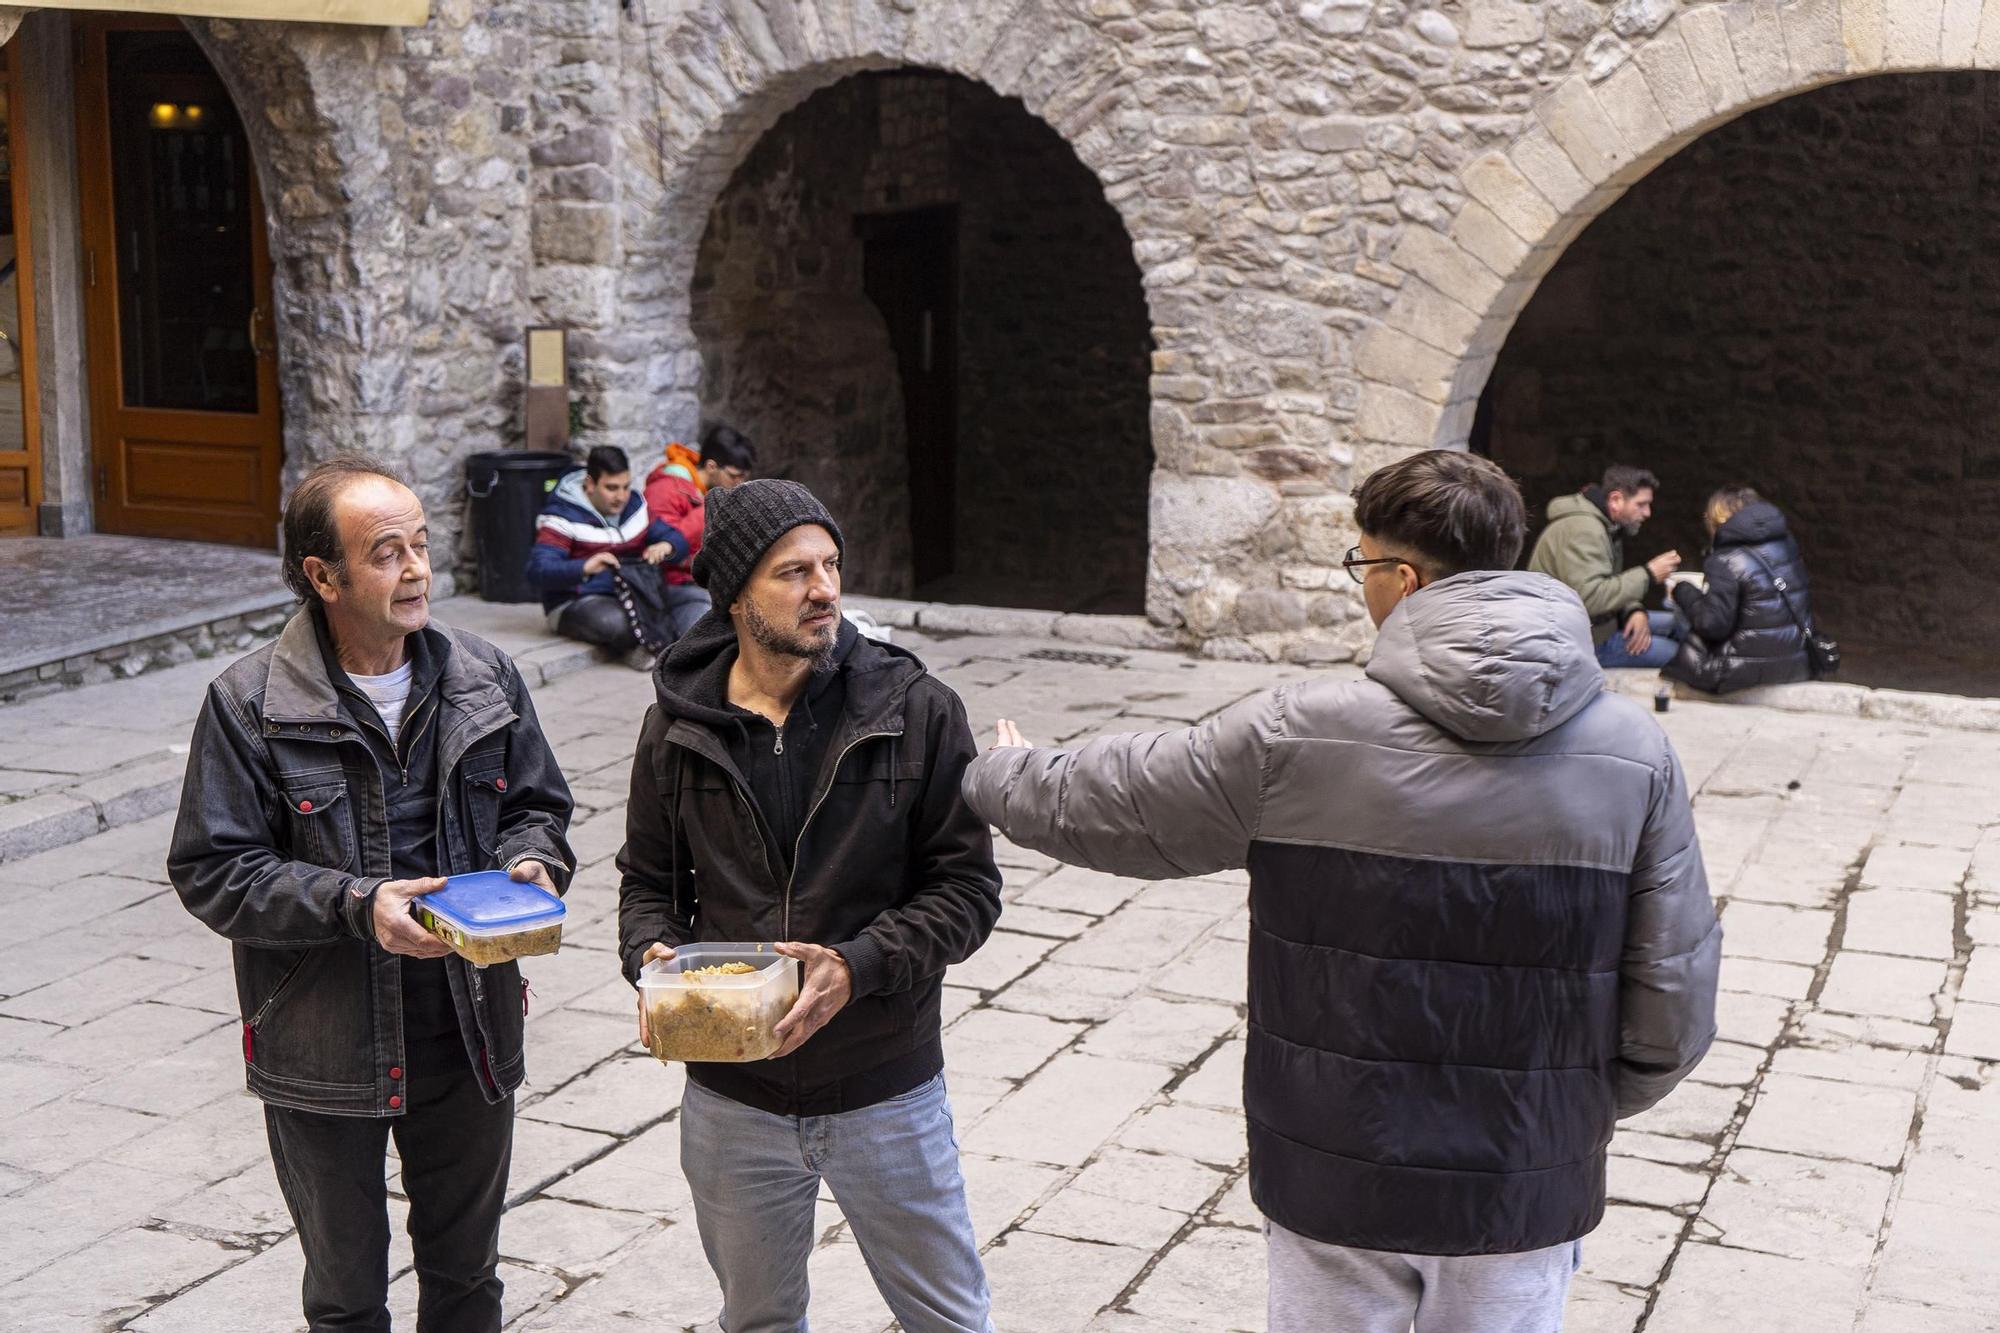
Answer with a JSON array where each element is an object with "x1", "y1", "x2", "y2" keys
[{"x1": 411, "y1": 870, "x2": 565, "y2": 965}]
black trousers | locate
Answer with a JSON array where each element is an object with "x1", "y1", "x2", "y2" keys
[
  {"x1": 555, "y1": 594, "x2": 637, "y2": 653},
  {"x1": 264, "y1": 1065, "x2": 513, "y2": 1333}
]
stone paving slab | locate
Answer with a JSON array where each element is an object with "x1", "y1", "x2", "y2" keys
[
  {"x1": 0, "y1": 535, "x2": 288, "y2": 678},
  {"x1": 1, "y1": 622, "x2": 1999, "y2": 1329}
]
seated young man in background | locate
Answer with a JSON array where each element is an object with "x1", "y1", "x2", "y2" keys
[
  {"x1": 525, "y1": 444, "x2": 686, "y2": 668},
  {"x1": 642, "y1": 424, "x2": 756, "y2": 640}
]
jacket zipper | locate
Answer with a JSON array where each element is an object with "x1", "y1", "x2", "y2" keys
[
  {"x1": 781, "y1": 730, "x2": 897, "y2": 938},
  {"x1": 246, "y1": 953, "x2": 312, "y2": 1031},
  {"x1": 394, "y1": 695, "x2": 438, "y2": 786},
  {"x1": 729, "y1": 781, "x2": 778, "y2": 892}
]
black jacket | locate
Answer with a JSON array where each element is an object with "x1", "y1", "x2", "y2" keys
[
  {"x1": 617, "y1": 616, "x2": 1002, "y2": 1116},
  {"x1": 167, "y1": 609, "x2": 575, "y2": 1115},
  {"x1": 1663, "y1": 502, "x2": 1813, "y2": 694}
]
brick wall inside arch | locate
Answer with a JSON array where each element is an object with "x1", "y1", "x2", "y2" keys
[{"x1": 1477, "y1": 70, "x2": 2000, "y2": 690}]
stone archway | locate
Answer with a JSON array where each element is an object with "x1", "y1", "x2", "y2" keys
[
  {"x1": 1476, "y1": 66, "x2": 2000, "y2": 694},
  {"x1": 590, "y1": 1, "x2": 1366, "y2": 653},
  {"x1": 687, "y1": 70, "x2": 1155, "y2": 612},
  {"x1": 1355, "y1": 1, "x2": 2000, "y2": 464},
  {"x1": 592, "y1": 3, "x2": 1145, "y2": 448}
]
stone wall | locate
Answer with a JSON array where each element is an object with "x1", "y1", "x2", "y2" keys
[
  {"x1": 0, "y1": 604, "x2": 289, "y2": 705},
  {"x1": 187, "y1": 0, "x2": 545, "y2": 594},
  {"x1": 1480, "y1": 71, "x2": 2000, "y2": 664},
  {"x1": 53, "y1": 0, "x2": 2000, "y2": 670}
]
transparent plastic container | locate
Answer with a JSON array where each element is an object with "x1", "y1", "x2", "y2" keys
[
  {"x1": 639, "y1": 944, "x2": 800, "y2": 1063},
  {"x1": 412, "y1": 870, "x2": 565, "y2": 966}
]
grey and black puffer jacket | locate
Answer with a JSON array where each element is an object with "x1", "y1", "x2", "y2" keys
[
  {"x1": 1662, "y1": 501, "x2": 1814, "y2": 695},
  {"x1": 964, "y1": 571, "x2": 1720, "y2": 1256}
]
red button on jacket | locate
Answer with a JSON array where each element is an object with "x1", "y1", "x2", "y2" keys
[
  {"x1": 495, "y1": 778, "x2": 507, "y2": 792},
  {"x1": 388, "y1": 1066, "x2": 402, "y2": 1080},
  {"x1": 298, "y1": 800, "x2": 313, "y2": 813},
  {"x1": 388, "y1": 1095, "x2": 402, "y2": 1109}
]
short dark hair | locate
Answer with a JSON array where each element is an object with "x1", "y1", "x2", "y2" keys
[
  {"x1": 585, "y1": 444, "x2": 629, "y2": 480},
  {"x1": 1353, "y1": 450, "x2": 1528, "y2": 577},
  {"x1": 1601, "y1": 464, "x2": 1659, "y2": 497},
  {"x1": 282, "y1": 456, "x2": 405, "y2": 602},
  {"x1": 700, "y1": 424, "x2": 757, "y2": 472}
]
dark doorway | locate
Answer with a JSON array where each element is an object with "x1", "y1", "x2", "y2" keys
[
  {"x1": 861, "y1": 206, "x2": 959, "y2": 590},
  {"x1": 690, "y1": 71, "x2": 1152, "y2": 612}
]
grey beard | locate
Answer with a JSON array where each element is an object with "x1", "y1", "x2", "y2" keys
[{"x1": 743, "y1": 597, "x2": 837, "y2": 671}]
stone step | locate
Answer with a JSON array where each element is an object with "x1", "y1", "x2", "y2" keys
[
  {"x1": 0, "y1": 618, "x2": 603, "y2": 867},
  {"x1": 0, "y1": 598, "x2": 297, "y2": 707},
  {"x1": 1605, "y1": 669, "x2": 2000, "y2": 733}
]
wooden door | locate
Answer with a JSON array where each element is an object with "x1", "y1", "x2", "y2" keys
[
  {"x1": 861, "y1": 206, "x2": 959, "y2": 588},
  {"x1": 77, "y1": 16, "x2": 281, "y2": 548},
  {"x1": 0, "y1": 37, "x2": 42, "y2": 535}
]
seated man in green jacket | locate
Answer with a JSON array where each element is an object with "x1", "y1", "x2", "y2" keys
[{"x1": 1527, "y1": 463, "x2": 1682, "y2": 668}]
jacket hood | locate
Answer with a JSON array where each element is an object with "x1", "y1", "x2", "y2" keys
[
  {"x1": 1365, "y1": 571, "x2": 1605, "y2": 743},
  {"x1": 1546, "y1": 491, "x2": 1614, "y2": 530},
  {"x1": 650, "y1": 609, "x2": 926, "y2": 728},
  {"x1": 551, "y1": 468, "x2": 641, "y2": 528},
  {"x1": 656, "y1": 442, "x2": 706, "y2": 493},
  {"x1": 1713, "y1": 500, "x2": 1789, "y2": 549}
]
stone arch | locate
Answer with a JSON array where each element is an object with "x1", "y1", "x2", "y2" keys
[
  {"x1": 595, "y1": 1, "x2": 1206, "y2": 621},
  {"x1": 625, "y1": 3, "x2": 1153, "y2": 357},
  {"x1": 685, "y1": 69, "x2": 1156, "y2": 609},
  {"x1": 1355, "y1": 1, "x2": 2000, "y2": 463}
]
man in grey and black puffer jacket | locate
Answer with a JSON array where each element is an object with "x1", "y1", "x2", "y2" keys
[{"x1": 964, "y1": 450, "x2": 1720, "y2": 1333}]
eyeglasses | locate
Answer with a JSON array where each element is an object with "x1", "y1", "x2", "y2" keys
[{"x1": 1341, "y1": 546, "x2": 1408, "y2": 585}]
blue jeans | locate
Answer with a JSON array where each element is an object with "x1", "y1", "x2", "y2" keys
[
  {"x1": 1595, "y1": 610, "x2": 1681, "y2": 669},
  {"x1": 664, "y1": 581, "x2": 711, "y2": 638},
  {"x1": 678, "y1": 1073, "x2": 993, "y2": 1333}
]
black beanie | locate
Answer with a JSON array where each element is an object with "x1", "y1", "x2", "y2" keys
[{"x1": 692, "y1": 479, "x2": 845, "y2": 611}]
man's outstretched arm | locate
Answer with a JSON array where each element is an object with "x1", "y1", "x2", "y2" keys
[{"x1": 960, "y1": 688, "x2": 1285, "y2": 881}]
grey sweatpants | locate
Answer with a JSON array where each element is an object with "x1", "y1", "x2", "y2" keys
[{"x1": 1268, "y1": 1221, "x2": 1581, "y2": 1333}]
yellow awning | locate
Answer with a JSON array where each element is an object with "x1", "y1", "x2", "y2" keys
[{"x1": 13, "y1": 0, "x2": 428, "y2": 24}]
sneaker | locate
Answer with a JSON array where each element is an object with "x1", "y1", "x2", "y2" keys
[{"x1": 622, "y1": 645, "x2": 658, "y2": 672}]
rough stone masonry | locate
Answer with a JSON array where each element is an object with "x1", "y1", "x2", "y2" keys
[{"x1": 17, "y1": 0, "x2": 1998, "y2": 663}]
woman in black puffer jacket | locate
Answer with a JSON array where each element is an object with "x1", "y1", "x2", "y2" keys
[{"x1": 1662, "y1": 487, "x2": 1814, "y2": 694}]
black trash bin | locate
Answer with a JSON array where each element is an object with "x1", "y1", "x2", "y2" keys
[{"x1": 466, "y1": 450, "x2": 576, "y2": 603}]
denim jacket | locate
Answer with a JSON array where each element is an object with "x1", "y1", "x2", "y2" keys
[{"x1": 167, "y1": 608, "x2": 575, "y2": 1115}]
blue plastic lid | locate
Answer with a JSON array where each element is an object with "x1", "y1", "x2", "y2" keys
[{"x1": 420, "y1": 871, "x2": 566, "y2": 935}]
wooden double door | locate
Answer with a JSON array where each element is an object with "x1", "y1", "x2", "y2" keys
[{"x1": 76, "y1": 16, "x2": 282, "y2": 547}]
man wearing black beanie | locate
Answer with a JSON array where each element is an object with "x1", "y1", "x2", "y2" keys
[{"x1": 617, "y1": 479, "x2": 1004, "y2": 1332}]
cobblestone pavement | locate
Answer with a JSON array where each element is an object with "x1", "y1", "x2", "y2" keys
[{"x1": 2, "y1": 613, "x2": 1998, "y2": 1332}]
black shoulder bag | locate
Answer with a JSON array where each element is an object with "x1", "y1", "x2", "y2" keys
[
  {"x1": 1743, "y1": 548, "x2": 1839, "y2": 679},
  {"x1": 611, "y1": 560, "x2": 677, "y2": 657}
]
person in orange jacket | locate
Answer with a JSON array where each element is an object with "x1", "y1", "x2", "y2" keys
[{"x1": 642, "y1": 425, "x2": 757, "y2": 639}]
